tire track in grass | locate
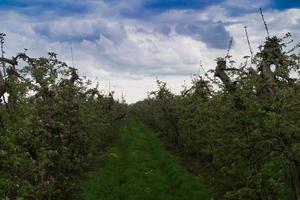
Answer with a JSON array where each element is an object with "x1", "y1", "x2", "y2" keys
[{"x1": 76, "y1": 115, "x2": 211, "y2": 200}]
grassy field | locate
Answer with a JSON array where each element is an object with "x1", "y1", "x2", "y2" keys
[{"x1": 76, "y1": 115, "x2": 211, "y2": 200}]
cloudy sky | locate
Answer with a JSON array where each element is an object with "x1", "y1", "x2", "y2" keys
[{"x1": 0, "y1": 0, "x2": 299, "y2": 103}]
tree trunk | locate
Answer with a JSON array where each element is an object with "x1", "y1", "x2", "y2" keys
[{"x1": 291, "y1": 162, "x2": 300, "y2": 200}]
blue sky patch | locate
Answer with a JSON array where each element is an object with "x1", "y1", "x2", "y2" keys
[
  {"x1": 0, "y1": 0, "x2": 91, "y2": 18},
  {"x1": 0, "y1": 0, "x2": 298, "y2": 19},
  {"x1": 144, "y1": 0, "x2": 223, "y2": 10},
  {"x1": 271, "y1": 0, "x2": 300, "y2": 9}
]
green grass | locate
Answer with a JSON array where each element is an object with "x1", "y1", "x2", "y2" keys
[{"x1": 76, "y1": 115, "x2": 211, "y2": 200}]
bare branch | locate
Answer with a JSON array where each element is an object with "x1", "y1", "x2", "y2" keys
[
  {"x1": 260, "y1": 8, "x2": 270, "y2": 38},
  {"x1": 226, "y1": 37, "x2": 233, "y2": 58},
  {"x1": 244, "y1": 26, "x2": 254, "y2": 60}
]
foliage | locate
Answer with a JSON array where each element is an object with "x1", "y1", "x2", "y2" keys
[
  {"x1": 131, "y1": 34, "x2": 300, "y2": 199},
  {"x1": 0, "y1": 34, "x2": 126, "y2": 199}
]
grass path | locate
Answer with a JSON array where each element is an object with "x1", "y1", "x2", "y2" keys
[{"x1": 76, "y1": 115, "x2": 211, "y2": 200}]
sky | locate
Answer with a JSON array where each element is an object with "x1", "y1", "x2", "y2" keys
[{"x1": 0, "y1": 0, "x2": 299, "y2": 103}]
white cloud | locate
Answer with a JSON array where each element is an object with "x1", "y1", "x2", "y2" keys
[{"x1": 0, "y1": 3, "x2": 299, "y2": 103}]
